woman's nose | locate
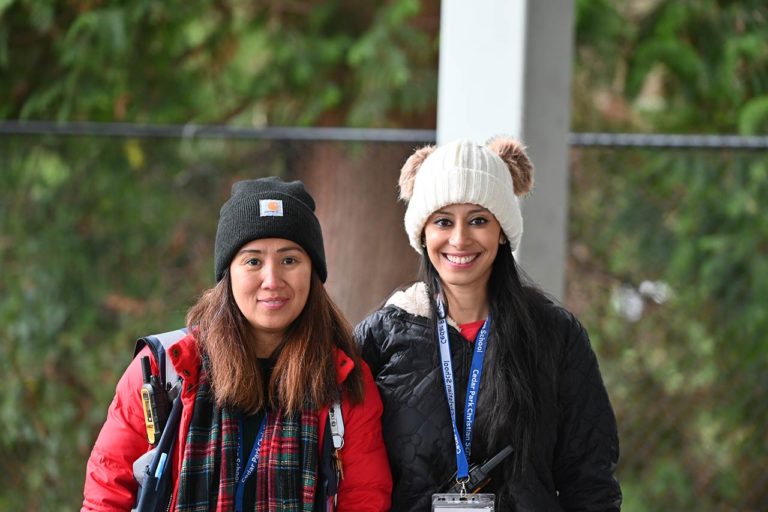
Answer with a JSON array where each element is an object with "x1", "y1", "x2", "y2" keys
[
  {"x1": 260, "y1": 262, "x2": 283, "y2": 289},
  {"x1": 449, "y1": 224, "x2": 469, "y2": 248}
]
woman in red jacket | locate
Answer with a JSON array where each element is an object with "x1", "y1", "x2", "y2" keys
[{"x1": 82, "y1": 177, "x2": 392, "y2": 511}]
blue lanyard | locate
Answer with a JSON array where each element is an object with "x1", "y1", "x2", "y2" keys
[
  {"x1": 435, "y1": 298, "x2": 491, "y2": 481},
  {"x1": 235, "y1": 413, "x2": 267, "y2": 512}
]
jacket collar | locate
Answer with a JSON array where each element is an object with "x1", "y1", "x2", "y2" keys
[
  {"x1": 334, "y1": 348, "x2": 354, "y2": 384},
  {"x1": 385, "y1": 281, "x2": 459, "y2": 329},
  {"x1": 167, "y1": 333, "x2": 201, "y2": 384}
]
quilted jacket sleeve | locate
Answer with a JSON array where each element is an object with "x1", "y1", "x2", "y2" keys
[
  {"x1": 353, "y1": 313, "x2": 384, "y2": 375},
  {"x1": 552, "y1": 315, "x2": 622, "y2": 511},
  {"x1": 335, "y1": 361, "x2": 392, "y2": 512},
  {"x1": 81, "y1": 352, "x2": 151, "y2": 511}
]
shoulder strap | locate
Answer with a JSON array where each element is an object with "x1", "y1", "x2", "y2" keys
[
  {"x1": 323, "y1": 400, "x2": 345, "y2": 507},
  {"x1": 134, "y1": 385, "x2": 184, "y2": 512},
  {"x1": 134, "y1": 328, "x2": 188, "y2": 393},
  {"x1": 133, "y1": 328, "x2": 188, "y2": 511},
  {"x1": 328, "y1": 401, "x2": 345, "y2": 449}
]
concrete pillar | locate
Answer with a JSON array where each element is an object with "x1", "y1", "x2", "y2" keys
[{"x1": 437, "y1": 0, "x2": 574, "y2": 300}]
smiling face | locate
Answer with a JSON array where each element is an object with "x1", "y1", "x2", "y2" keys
[
  {"x1": 229, "y1": 238, "x2": 312, "y2": 353},
  {"x1": 423, "y1": 203, "x2": 504, "y2": 294}
]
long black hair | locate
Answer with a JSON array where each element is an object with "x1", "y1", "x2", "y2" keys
[{"x1": 421, "y1": 246, "x2": 556, "y2": 478}]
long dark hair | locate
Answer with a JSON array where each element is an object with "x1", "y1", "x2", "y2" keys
[
  {"x1": 421, "y1": 247, "x2": 555, "y2": 477},
  {"x1": 186, "y1": 270, "x2": 364, "y2": 413}
]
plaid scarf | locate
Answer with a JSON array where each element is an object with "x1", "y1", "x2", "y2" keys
[{"x1": 175, "y1": 364, "x2": 319, "y2": 511}]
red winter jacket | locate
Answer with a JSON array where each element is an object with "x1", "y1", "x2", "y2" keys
[{"x1": 82, "y1": 332, "x2": 392, "y2": 511}]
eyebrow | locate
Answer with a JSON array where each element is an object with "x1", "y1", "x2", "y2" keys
[
  {"x1": 433, "y1": 208, "x2": 489, "y2": 216},
  {"x1": 237, "y1": 245, "x2": 305, "y2": 255}
]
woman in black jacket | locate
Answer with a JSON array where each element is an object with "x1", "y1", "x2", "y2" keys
[{"x1": 355, "y1": 138, "x2": 622, "y2": 511}]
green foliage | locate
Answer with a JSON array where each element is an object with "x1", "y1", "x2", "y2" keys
[
  {"x1": 571, "y1": 148, "x2": 768, "y2": 510},
  {"x1": 1, "y1": 0, "x2": 437, "y2": 126},
  {"x1": 625, "y1": 38, "x2": 705, "y2": 99},
  {"x1": 739, "y1": 95, "x2": 768, "y2": 134},
  {"x1": 575, "y1": 0, "x2": 768, "y2": 132},
  {"x1": 631, "y1": 0, "x2": 768, "y2": 131},
  {"x1": 574, "y1": 0, "x2": 768, "y2": 508},
  {"x1": 345, "y1": 0, "x2": 435, "y2": 126}
]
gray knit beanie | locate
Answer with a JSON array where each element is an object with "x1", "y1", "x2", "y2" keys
[{"x1": 214, "y1": 177, "x2": 327, "y2": 282}]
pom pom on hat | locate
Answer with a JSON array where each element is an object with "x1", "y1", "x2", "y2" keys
[
  {"x1": 399, "y1": 145, "x2": 436, "y2": 201},
  {"x1": 398, "y1": 137, "x2": 534, "y2": 254},
  {"x1": 486, "y1": 136, "x2": 534, "y2": 196}
]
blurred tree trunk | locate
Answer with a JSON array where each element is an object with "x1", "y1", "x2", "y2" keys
[{"x1": 297, "y1": 143, "x2": 421, "y2": 324}]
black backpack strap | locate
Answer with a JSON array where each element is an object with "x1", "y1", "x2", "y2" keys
[
  {"x1": 134, "y1": 393, "x2": 184, "y2": 512},
  {"x1": 132, "y1": 328, "x2": 188, "y2": 512}
]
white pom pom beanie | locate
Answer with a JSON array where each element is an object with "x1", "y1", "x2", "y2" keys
[{"x1": 402, "y1": 139, "x2": 524, "y2": 254}]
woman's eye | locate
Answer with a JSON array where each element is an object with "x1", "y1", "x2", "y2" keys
[
  {"x1": 245, "y1": 258, "x2": 262, "y2": 266},
  {"x1": 434, "y1": 217, "x2": 452, "y2": 228},
  {"x1": 470, "y1": 217, "x2": 488, "y2": 226},
  {"x1": 282, "y1": 256, "x2": 297, "y2": 265}
]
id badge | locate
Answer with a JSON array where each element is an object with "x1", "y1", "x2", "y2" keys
[{"x1": 432, "y1": 493, "x2": 495, "y2": 511}]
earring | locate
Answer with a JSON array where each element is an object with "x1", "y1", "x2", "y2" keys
[{"x1": 499, "y1": 238, "x2": 507, "y2": 245}]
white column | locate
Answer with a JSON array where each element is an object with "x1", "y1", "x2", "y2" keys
[
  {"x1": 437, "y1": 0, "x2": 527, "y2": 144},
  {"x1": 437, "y1": 0, "x2": 574, "y2": 300}
]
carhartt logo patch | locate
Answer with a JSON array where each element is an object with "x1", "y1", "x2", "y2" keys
[{"x1": 259, "y1": 199, "x2": 284, "y2": 216}]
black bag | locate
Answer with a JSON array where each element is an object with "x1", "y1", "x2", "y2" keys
[{"x1": 131, "y1": 329, "x2": 187, "y2": 512}]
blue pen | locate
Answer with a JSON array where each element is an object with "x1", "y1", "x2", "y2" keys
[{"x1": 154, "y1": 453, "x2": 168, "y2": 490}]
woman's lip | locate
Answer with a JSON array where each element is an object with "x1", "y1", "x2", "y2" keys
[
  {"x1": 443, "y1": 253, "x2": 479, "y2": 266},
  {"x1": 259, "y1": 298, "x2": 289, "y2": 310}
]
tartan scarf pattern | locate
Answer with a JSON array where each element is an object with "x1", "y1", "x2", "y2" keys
[
  {"x1": 256, "y1": 408, "x2": 319, "y2": 511},
  {"x1": 175, "y1": 363, "x2": 320, "y2": 511}
]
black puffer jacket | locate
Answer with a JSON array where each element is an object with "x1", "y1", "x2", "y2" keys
[{"x1": 354, "y1": 283, "x2": 621, "y2": 512}]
